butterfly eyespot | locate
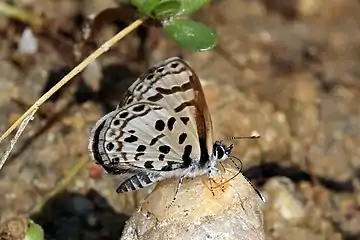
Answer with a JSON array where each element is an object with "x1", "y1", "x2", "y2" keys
[
  {"x1": 180, "y1": 117, "x2": 190, "y2": 125},
  {"x1": 106, "y1": 142, "x2": 115, "y2": 151},
  {"x1": 124, "y1": 135, "x2": 138, "y2": 143},
  {"x1": 112, "y1": 157, "x2": 120, "y2": 163},
  {"x1": 167, "y1": 117, "x2": 176, "y2": 131},
  {"x1": 155, "y1": 120, "x2": 165, "y2": 131},
  {"x1": 113, "y1": 119, "x2": 120, "y2": 126},
  {"x1": 144, "y1": 161, "x2": 154, "y2": 169},
  {"x1": 178, "y1": 133, "x2": 187, "y2": 144},
  {"x1": 159, "y1": 145, "x2": 171, "y2": 154},
  {"x1": 132, "y1": 105, "x2": 145, "y2": 112},
  {"x1": 119, "y1": 112, "x2": 129, "y2": 119},
  {"x1": 136, "y1": 145, "x2": 146, "y2": 152}
]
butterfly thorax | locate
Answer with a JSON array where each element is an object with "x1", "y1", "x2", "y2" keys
[{"x1": 181, "y1": 141, "x2": 232, "y2": 176}]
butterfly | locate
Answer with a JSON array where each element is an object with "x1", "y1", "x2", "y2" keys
[{"x1": 88, "y1": 57, "x2": 265, "y2": 202}]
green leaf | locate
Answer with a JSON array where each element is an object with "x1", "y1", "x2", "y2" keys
[
  {"x1": 25, "y1": 220, "x2": 44, "y2": 240},
  {"x1": 152, "y1": 0, "x2": 181, "y2": 20},
  {"x1": 131, "y1": 0, "x2": 160, "y2": 16},
  {"x1": 179, "y1": 0, "x2": 211, "y2": 15},
  {"x1": 164, "y1": 19, "x2": 217, "y2": 51}
]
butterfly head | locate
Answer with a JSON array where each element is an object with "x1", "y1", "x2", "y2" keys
[{"x1": 213, "y1": 141, "x2": 233, "y2": 162}]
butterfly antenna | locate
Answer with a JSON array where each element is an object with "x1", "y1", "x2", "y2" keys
[
  {"x1": 221, "y1": 155, "x2": 243, "y2": 184},
  {"x1": 224, "y1": 131, "x2": 261, "y2": 141},
  {"x1": 225, "y1": 135, "x2": 260, "y2": 140}
]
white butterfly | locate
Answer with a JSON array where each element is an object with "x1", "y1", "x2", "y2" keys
[{"x1": 88, "y1": 57, "x2": 264, "y2": 202}]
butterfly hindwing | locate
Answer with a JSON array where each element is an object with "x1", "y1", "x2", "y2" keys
[{"x1": 89, "y1": 101, "x2": 200, "y2": 172}]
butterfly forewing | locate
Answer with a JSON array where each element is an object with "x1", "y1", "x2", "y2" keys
[{"x1": 88, "y1": 57, "x2": 214, "y2": 193}]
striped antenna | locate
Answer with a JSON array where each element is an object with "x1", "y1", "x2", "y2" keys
[{"x1": 225, "y1": 130, "x2": 260, "y2": 140}]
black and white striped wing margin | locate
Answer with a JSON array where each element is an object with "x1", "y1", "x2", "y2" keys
[{"x1": 88, "y1": 57, "x2": 214, "y2": 193}]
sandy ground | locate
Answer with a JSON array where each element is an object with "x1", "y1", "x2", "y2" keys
[{"x1": 0, "y1": 0, "x2": 360, "y2": 239}]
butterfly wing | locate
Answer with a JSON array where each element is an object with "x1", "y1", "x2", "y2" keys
[
  {"x1": 121, "y1": 57, "x2": 214, "y2": 162},
  {"x1": 88, "y1": 58, "x2": 213, "y2": 193}
]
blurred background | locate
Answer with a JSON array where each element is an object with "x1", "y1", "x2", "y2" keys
[{"x1": 0, "y1": 0, "x2": 359, "y2": 239}]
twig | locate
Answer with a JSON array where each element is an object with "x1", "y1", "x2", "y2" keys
[
  {"x1": 0, "y1": 18, "x2": 144, "y2": 147},
  {"x1": 0, "y1": 1, "x2": 42, "y2": 28},
  {"x1": 0, "y1": 107, "x2": 37, "y2": 170}
]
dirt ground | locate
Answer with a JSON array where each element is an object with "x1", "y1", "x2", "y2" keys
[{"x1": 0, "y1": 0, "x2": 360, "y2": 239}]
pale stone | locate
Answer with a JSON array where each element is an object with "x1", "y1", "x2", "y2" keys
[{"x1": 121, "y1": 165, "x2": 265, "y2": 240}]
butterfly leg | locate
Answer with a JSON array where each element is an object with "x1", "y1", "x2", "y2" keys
[
  {"x1": 209, "y1": 166, "x2": 226, "y2": 192},
  {"x1": 166, "y1": 173, "x2": 188, "y2": 208},
  {"x1": 173, "y1": 174, "x2": 186, "y2": 201},
  {"x1": 207, "y1": 169, "x2": 216, "y2": 196}
]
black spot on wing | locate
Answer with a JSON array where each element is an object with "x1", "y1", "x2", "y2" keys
[
  {"x1": 126, "y1": 98, "x2": 134, "y2": 105},
  {"x1": 174, "y1": 100, "x2": 195, "y2": 113},
  {"x1": 155, "y1": 82, "x2": 192, "y2": 95},
  {"x1": 135, "y1": 152, "x2": 145, "y2": 160},
  {"x1": 159, "y1": 145, "x2": 171, "y2": 154},
  {"x1": 178, "y1": 133, "x2": 187, "y2": 144},
  {"x1": 111, "y1": 157, "x2": 120, "y2": 164},
  {"x1": 106, "y1": 142, "x2": 115, "y2": 151},
  {"x1": 147, "y1": 73, "x2": 155, "y2": 80},
  {"x1": 133, "y1": 104, "x2": 145, "y2": 112},
  {"x1": 155, "y1": 120, "x2": 165, "y2": 131},
  {"x1": 156, "y1": 67, "x2": 165, "y2": 73},
  {"x1": 182, "y1": 145, "x2": 192, "y2": 168},
  {"x1": 170, "y1": 62, "x2": 179, "y2": 68},
  {"x1": 113, "y1": 119, "x2": 120, "y2": 126},
  {"x1": 159, "y1": 154, "x2": 165, "y2": 161},
  {"x1": 150, "y1": 133, "x2": 165, "y2": 146},
  {"x1": 136, "y1": 84, "x2": 143, "y2": 91},
  {"x1": 147, "y1": 93, "x2": 163, "y2": 102},
  {"x1": 167, "y1": 117, "x2": 176, "y2": 131},
  {"x1": 144, "y1": 161, "x2": 154, "y2": 169},
  {"x1": 128, "y1": 130, "x2": 135, "y2": 134},
  {"x1": 137, "y1": 145, "x2": 146, "y2": 152},
  {"x1": 180, "y1": 117, "x2": 190, "y2": 125},
  {"x1": 119, "y1": 112, "x2": 129, "y2": 118},
  {"x1": 124, "y1": 135, "x2": 138, "y2": 143}
]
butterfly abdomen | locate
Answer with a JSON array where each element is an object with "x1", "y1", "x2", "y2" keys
[{"x1": 117, "y1": 172, "x2": 162, "y2": 193}]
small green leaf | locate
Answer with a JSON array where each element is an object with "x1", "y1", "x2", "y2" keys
[
  {"x1": 152, "y1": 0, "x2": 181, "y2": 20},
  {"x1": 179, "y1": 0, "x2": 211, "y2": 15},
  {"x1": 25, "y1": 220, "x2": 44, "y2": 240},
  {"x1": 164, "y1": 19, "x2": 217, "y2": 51},
  {"x1": 131, "y1": 0, "x2": 160, "y2": 16}
]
